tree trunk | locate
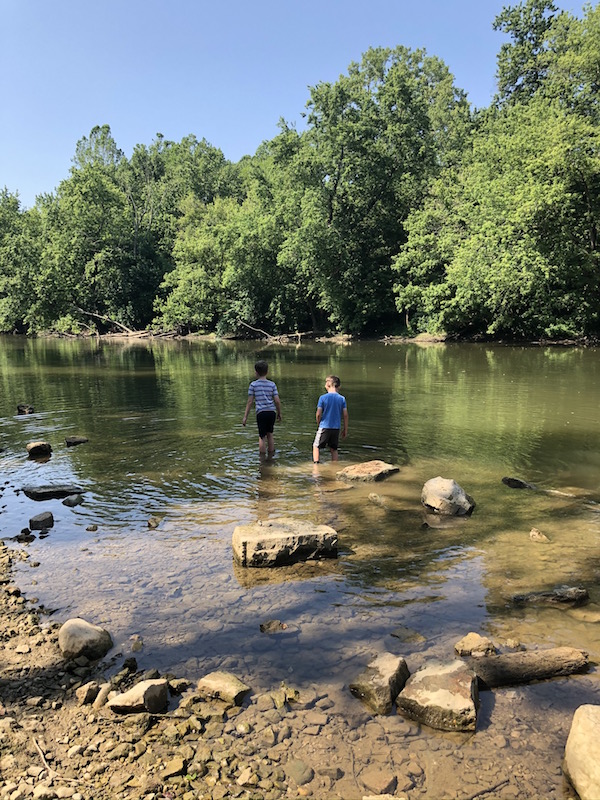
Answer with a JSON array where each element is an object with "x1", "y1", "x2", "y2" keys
[{"x1": 469, "y1": 647, "x2": 589, "y2": 688}]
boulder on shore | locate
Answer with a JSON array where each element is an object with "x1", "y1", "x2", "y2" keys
[
  {"x1": 564, "y1": 704, "x2": 600, "y2": 800},
  {"x1": 337, "y1": 460, "x2": 400, "y2": 482},
  {"x1": 232, "y1": 518, "x2": 337, "y2": 567},
  {"x1": 349, "y1": 652, "x2": 409, "y2": 715},
  {"x1": 196, "y1": 671, "x2": 251, "y2": 706},
  {"x1": 107, "y1": 679, "x2": 169, "y2": 714},
  {"x1": 58, "y1": 618, "x2": 113, "y2": 661},
  {"x1": 421, "y1": 477, "x2": 475, "y2": 516},
  {"x1": 396, "y1": 660, "x2": 478, "y2": 732}
]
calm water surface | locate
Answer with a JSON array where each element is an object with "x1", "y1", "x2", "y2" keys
[{"x1": 2, "y1": 337, "x2": 600, "y2": 691}]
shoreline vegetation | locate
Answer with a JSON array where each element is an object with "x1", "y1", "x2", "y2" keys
[{"x1": 2, "y1": 3, "x2": 600, "y2": 345}]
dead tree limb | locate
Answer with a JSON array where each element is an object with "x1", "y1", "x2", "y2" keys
[
  {"x1": 469, "y1": 646, "x2": 589, "y2": 688},
  {"x1": 73, "y1": 306, "x2": 135, "y2": 334}
]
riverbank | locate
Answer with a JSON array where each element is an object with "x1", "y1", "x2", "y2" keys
[{"x1": 0, "y1": 536, "x2": 588, "y2": 800}]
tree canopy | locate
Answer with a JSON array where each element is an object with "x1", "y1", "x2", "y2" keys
[{"x1": 2, "y1": 2, "x2": 599, "y2": 340}]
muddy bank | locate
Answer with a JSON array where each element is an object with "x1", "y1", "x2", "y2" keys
[{"x1": 0, "y1": 539, "x2": 590, "y2": 800}]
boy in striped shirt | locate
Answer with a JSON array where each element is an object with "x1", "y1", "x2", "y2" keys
[{"x1": 242, "y1": 360, "x2": 282, "y2": 458}]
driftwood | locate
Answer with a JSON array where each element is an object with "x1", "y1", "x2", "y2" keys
[
  {"x1": 74, "y1": 306, "x2": 134, "y2": 334},
  {"x1": 469, "y1": 646, "x2": 589, "y2": 688},
  {"x1": 237, "y1": 320, "x2": 313, "y2": 343}
]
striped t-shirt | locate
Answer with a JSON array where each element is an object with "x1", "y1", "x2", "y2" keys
[{"x1": 248, "y1": 378, "x2": 279, "y2": 414}]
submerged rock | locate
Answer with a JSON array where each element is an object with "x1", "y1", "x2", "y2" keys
[
  {"x1": 337, "y1": 460, "x2": 400, "y2": 482},
  {"x1": 23, "y1": 484, "x2": 84, "y2": 500},
  {"x1": 17, "y1": 404, "x2": 34, "y2": 414},
  {"x1": 65, "y1": 435, "x2": 89, "y2": 447},
  {"x1": 29, "y1": 511, "x2": 54, "y2": 530},
  {"x1": 513, "y1": 586, "x2": 589, "y2": 608},
  {"x1": 502, "y1": 476, "x2": 537, "y2": 490}
]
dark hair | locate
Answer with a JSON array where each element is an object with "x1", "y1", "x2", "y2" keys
[
  {"x1": 255, "y1": 360, "x2": 269, "y2": 376},
  {"x1": 326, "y1": 375, "x2": 341, "y2": 388}
]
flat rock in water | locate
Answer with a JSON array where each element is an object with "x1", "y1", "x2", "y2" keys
[
  {"x1": 62, "y1": 494, "x2": 84, "y2": 507},
  {"x1": 232, "y1": 518, "x2": 337, "y2": 567},
  {"x1": 512, "y1": 586, "x2": 589, "y2": 607},
  {"x1": 337, "y1": 460, "x2": 400, "y2": 482},
  {"x1": 23, "y1": 484, "x2": 85, "y2": 500},
  {"x1": 65, "y1": 436, "x2": 89, "y2": 447}
]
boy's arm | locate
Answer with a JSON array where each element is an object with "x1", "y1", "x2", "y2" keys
[
  {"x1": 274, "y1": 394, "x2": 282, "y2": 421},
  {"x1": 342, "y1": 407, "x2": 349, "y2": 438},
  {"x1": 316, "y1": 407, "x2": 323, "y2": 425},
  {"x1": 242, "y1": 397, "x2": 253, "y2": 426}
]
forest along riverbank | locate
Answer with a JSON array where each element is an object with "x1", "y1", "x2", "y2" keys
[{"x1": 0, "y1": 536, "x2": 589, "y2": 800}]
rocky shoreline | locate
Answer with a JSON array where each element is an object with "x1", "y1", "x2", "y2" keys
[{"x1": 1, "y1": 535, "x2": 591, "y2": 800}]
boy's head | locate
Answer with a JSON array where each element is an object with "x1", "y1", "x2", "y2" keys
[
  {"x1": 326, "y1": 375, "x2": 341, "y2": 390},
  {"x1": 255, "y1": 360, "x2": 269, "y2": 377}
]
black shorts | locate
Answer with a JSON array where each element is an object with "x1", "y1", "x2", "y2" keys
[
  {"x1": 256, "y1": 410, "x2": 276, "y2": 438},
  {"x1": 313, "y1": 427, "x2": 340, "y2": 451}
]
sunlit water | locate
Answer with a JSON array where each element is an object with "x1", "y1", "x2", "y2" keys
[{"x1": 2, "y1": 336, "x2": 600, "y2": 704}]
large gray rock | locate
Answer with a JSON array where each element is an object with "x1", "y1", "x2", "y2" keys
[
  {"x1": 421, "y1": 476, "x2": 475, "y2": 516},
  {"x1": 23, "y1": 484, "x2": 84, "y2": 500},
  {"x1": 564, "y1": 704, "x2": 600, "y2": 800},
  {"x1": 58, "y1": 618, "x2": 113, "y2": 661},
  {"x1": 337, "y1": 460, "x2": 400, "y2": 482},
  {"x1": 107, "y1": 679, "x2": 169, "y2": 714},
  {"x1": 396, "y1": 660, "x2": 478, "y2": 731},
  {"x1": 232, "y1": 518, "x2": 337, "y2": 567},
  {"x1": 349, "y1": 652, "x2": 409, "y2": 714},
  {"x1": 196, "y1": 671, "x2": 251, "y2": 706}
]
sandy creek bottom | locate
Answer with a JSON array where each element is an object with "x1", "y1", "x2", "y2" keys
[{"x1": 7, "y1": 457, "x2": 600, "y2": 799}]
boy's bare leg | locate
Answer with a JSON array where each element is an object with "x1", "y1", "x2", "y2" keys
[
  {"x1": 258, "y1": 436, "x2": 267, "y2": 456},
  {"x1": 312, "y1": 445, "x2": 320, "y2": 463},
  {"x1": 266, "y1": 432, "x2": 275, "y2": 457},
  {"x1": 330, "y1": 448, "x2": 339, "y2": 462}
]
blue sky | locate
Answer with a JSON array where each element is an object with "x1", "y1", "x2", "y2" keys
[{"x1": 2, "y1": 0, "x2": 586, "y2": 208}]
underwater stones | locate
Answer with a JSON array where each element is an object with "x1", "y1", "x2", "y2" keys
[
  {"x1": 337, "y1": 460, "x2": 400, "y2": 482},
  {"x1": 65, "y1": 435, "x2": 89, "y2": 447},
  {"x1": 232, "y1": 518, "x2": 337, "y2": 567}
]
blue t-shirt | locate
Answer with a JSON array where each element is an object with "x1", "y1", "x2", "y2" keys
[
  {"x1": 248, "y1": 378, "x2": 279, "y2": 414},
  {"x1": 317, "y1": 392, "x2": 346, "y2": 429}
]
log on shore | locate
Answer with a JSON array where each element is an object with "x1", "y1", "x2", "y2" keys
[{"x1": 469, "y1": 646, "x2": 589, "y2": 688}]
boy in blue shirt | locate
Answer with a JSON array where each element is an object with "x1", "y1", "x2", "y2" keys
[
  {"x1": 312, "y1": 375, "x2": 348, "y2": 463},
  {"x1": 242, "y1": 360, "x2": 282, "y2": 458}
]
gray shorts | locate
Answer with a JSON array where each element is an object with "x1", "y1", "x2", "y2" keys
[{"x1": 313, "y1": 427, "x2": 340, "y2": 451}]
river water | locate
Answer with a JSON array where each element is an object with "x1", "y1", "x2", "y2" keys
[{"x1": 1, "y1": 336, "x2": 600, "y2": 794}]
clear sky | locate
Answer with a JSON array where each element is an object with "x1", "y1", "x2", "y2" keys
[{"x1": 1, "y1": 0, "x2": 585, "y2": 209}]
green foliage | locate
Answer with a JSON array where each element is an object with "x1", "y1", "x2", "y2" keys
[{"x1": 3, "y1": 5, "x2": 600, "y2": 341}]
